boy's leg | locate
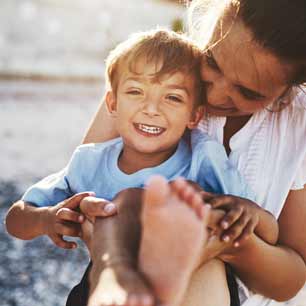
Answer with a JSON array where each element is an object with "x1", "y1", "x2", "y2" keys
[{"x1": 87, "y1": 188, "x2": 154, "y2": 306}]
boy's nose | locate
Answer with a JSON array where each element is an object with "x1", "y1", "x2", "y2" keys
[{"x1": 141, "y1": 100, "x2": 160, "y2": 117}]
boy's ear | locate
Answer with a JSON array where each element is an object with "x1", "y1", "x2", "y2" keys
[
  {"x1": 105, "y1": 90, "x2": 117, "y2": 116},
  {"x1": 187, "y1": 106, "x2": 205, "y2": 129}
]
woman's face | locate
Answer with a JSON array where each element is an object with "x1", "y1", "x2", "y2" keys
[{"x1": 201, "y1": 21, "x2": 294, "y2": 117}]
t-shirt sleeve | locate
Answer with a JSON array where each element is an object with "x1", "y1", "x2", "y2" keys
[
  {"x1": 191, "y1": 129, "x2": 255, "y2": 200},
  {"x1": 291, "y1": 155, "x2": 306, "y2": 190},
  {"x1": 21, "y1": 147, "x2": 84, "y2": 207}
]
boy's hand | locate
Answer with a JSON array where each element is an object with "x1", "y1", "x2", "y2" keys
[
  {"x1": 204, "y1": 193, "x2": 261, "y2": 247},
  {"x1": 44, "y1": 192, "x2": 95, "y2": 249}
]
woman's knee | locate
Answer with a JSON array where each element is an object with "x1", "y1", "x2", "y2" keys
[{"x1": 182, "y1": 259, "x2": 230, "y2": 306}]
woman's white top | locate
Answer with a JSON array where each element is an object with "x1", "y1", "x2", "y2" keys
[{"x1": 197, "y1": 87, "x2": 306, "y2": 306}]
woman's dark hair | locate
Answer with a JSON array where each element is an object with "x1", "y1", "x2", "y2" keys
[
  {"x1": 238, "y1": 0, "x2": 306, "y2": 85},
  {"x1": 188, "y1": 0, "x2": 306, "y2": 86}
]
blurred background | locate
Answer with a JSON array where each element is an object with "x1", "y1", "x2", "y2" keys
[
  {"x1": 1, "y1": 1, "x2": 305, "y2": 306},
  {"x1": 0, "y1": 1, "x2": 185, "y2": 305}
]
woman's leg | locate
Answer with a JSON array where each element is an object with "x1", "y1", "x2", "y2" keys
[
  {"x1": 87, "y1": 187, "x2": 153, "y2": 306},
  {"x1": 181, "y1": 259, "x2": 231, "y2": 306}
]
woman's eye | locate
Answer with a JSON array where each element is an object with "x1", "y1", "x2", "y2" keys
[
  {"x1": 205, "y1": 50, "x2": 220, "y2": 72},
  {"x1": 166, "y1": 95, "x2": 183, "y2": 103},
  {"x1": 237, "y1": 86, "x2": 264, "y2": 101}
]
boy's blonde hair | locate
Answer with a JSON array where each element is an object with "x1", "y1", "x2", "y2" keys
[{"x1": 105, "y1": 29, "x2": 205, "y2": 107}]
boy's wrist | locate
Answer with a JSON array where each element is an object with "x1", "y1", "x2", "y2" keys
[{"x1": 39, "y1": 206, "x2": 54, "y2": 236}]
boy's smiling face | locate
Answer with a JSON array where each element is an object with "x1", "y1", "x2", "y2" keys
[{"x1": 106, "y1": 57, "x2": 203, "y2": 160}]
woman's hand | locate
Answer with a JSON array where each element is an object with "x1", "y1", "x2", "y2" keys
[
  {"x1": 201, "y1": 191, "x2": 278, "y2": 246},
  {"x1": 209, "y1": 195, "x2": 261, "y2": 246}
]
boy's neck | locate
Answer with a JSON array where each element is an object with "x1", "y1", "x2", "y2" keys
[{"x1": 118, "y1": 145, "x2": 177, "y2": 175}]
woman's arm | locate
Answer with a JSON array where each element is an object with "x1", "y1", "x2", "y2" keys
[
  {"x1": 218, "y1": 187, "x2": 306, "y2": 301},
  {"x1": 82, "y1": 97, "x2": 119, "y2": 144}
]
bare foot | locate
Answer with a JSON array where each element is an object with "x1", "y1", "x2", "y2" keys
[
  {"x1": 88, "y1": 262, "x2": 154, "y2": 306},
  {"x1": 139, "y1": 176, "x2": 210, "y2": 306}
]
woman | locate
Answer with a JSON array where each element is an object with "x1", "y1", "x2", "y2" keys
[{"x1": 71, "y1": 0, "x2": 306, "y2": 305}]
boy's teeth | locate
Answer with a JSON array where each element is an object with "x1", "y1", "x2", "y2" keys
[{"x1": 138, "y1": 124, "x2": 163, "y2": 134}]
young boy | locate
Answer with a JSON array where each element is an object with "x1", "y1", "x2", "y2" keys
[{"x1": 6, "y1": 29, "x2": 278, "y2": 306}]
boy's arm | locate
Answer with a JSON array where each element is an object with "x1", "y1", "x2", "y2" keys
[
  {"x1": 192, "y1": 132, "x2": 278, "y2": 245},
  {"x1": 6, "y1": 192, "x2": 94, "y2": 248},
  {"x1": 6, "y1": 146, "x2": 91, "y2": 245},
  {"x1": 6, "y1": 200, "x2": 49, "y2": 240}
]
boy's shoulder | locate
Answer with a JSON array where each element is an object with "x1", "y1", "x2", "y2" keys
[
  {"x1": 74, "y1": 137, "x2": 123, "y2": 155},
  {"x1": 69, "y1": 137, "x2": 123, "y2": 171},
  {"x1": 191, "y1": 128, "x2": 225, "y2": 154}
]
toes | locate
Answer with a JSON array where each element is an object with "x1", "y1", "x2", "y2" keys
[
  {"x1": 127, "y1": 294, "x2": 154, "y2": 306},
  {"x1": 171, "y1": 177, "x2": 187, "y2": 196},
  {"x1": 190, "y1": 192, "x2": 204, "y2": 218},
  {"x1": 171, "y1": 178, "x2": 206, "y2": 219},
  {"x1": 144, "y1": 175, "x2": 169, "y2": 207}
]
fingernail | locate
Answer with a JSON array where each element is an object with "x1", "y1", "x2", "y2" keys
[
  {"x1": 222, "y1": 221, "x2": 229, "y2": 229},
  {"x1": 223, "y1": 236, "x2": 230, "y2": 242},
  {"x1": 88, "y1": 191, "x2": 96, "y2": 196},
  {"x1": 104, "y1": 203, "x2": 116, "y2": 214},
  {"x1": 78, "y1": 215, "x2": 84, "y2": 222},
  {"x1": 234, "y1": 242, "x2": 239, "y2": 247}
]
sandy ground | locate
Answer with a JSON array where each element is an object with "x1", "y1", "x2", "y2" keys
[{"x1": 0, "y1": 1, "x2": 305, "y2": 306}]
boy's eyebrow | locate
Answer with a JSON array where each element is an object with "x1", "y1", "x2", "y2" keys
[
  {"x1": 165, "y1": 84, "x2": 191, "y2": 96},
  {"x1": 123, "y1": 77, "x2": 191, "y2": 96}
]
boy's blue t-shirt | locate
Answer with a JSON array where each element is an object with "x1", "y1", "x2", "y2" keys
[{"x1": 22, "y1": 129, "x2": 255, "y2": 206}]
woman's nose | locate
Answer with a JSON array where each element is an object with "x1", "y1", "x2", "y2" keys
[{"x1": 206, "y1": 78, "x2": 232, "y2": 106}]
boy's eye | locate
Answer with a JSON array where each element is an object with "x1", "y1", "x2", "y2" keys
[
  {"x1": 205, "y1": 50, "x2": 220, "y2": 72},
  {"x1": 236, "y1": 85, "x2": 265, "y2": 101},
  {"x1": 166, "y1": 95, "x2": 183, "y2": 103},
  {"x1": 126, "y1": 89, "x2": 142, "y2": 95}
]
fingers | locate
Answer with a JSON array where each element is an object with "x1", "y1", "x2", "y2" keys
[
  {"x1": 232, "y1": 220, "x2": 257, "y2": 247},
  {"x1": 62, "y1": 192, "x2": 96, "y2": 209},
  {"x1": 54, "y1": 220, "x2": 82, "y2": 237},
  {"x1": 79, "y1": 196, "x2": 117, "y2": 217},
  {"x1": 199, "y1": 190, "x2": 216, "y2": 202},
  {"x1": 208, "y1": 209, "x2": 226, "y2": 233},
  {"x1": 50, "y1": 233, "x2": 78, "y2": 249},
  {"x1": 220, "y1": 205, "x2": 244, "y2": 230},
  {"x1": 56, "y1": 207, "x2": 84, "y2": 223},
  {"x1": 208, "y1": 195, "x2": 235, "y2": 209},
  {"x1": 220, "y1": 213, "x2": 259, "y2": 246}
]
